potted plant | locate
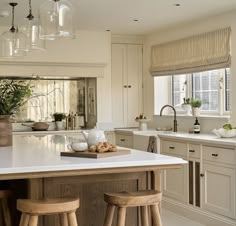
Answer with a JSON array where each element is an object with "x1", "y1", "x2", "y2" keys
[
  {"x1": 190, "y1": 98, "x2": 202, "y2": 117},
  {"x1": 0, "y1": 80, "x2": 32, "y2": 146},
  {"x1": 53, "y1": 112, "x2": 66, "y2": 130},
  {"x1": 181, "y1": 98, "x2": 191, "y2": 116}
]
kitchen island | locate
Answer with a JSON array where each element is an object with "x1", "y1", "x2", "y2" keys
[{"x1": 0, "y1": 134, "x2": 186, "y2": 226}]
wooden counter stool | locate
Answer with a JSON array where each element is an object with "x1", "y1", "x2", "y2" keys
[
  {"x1": 17, "y1": 197, "x2": 80, "y2": 226},
  {"x1": 0, "y1": 190, "x2": 12, "y2": 226},
  {"x1": 103, "y1": 190, "x2": 162, "y2": 226}
]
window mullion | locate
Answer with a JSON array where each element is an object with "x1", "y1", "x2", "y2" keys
[{"x1": 219, "y1": 70, "x2": 224, "y2": 116}]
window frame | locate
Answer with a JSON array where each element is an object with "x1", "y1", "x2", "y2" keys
[{"x1": 169, "y1": 68, "x2": 230, "y2": 116}]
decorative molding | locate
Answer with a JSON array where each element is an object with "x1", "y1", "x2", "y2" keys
[
  {"x1": 0, "y1": 61, "x2": 106, "y2": 67},
  {"x1": 0, "y1": 61, "x2": 107, "y2": 78}
]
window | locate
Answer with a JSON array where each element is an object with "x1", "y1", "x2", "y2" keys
[
  {"x1": 154, "y1": 68, "x2": 230, "y2": 116},
  {"x1": 171, "y1": 68, "x2": 230, "y2": 115}
]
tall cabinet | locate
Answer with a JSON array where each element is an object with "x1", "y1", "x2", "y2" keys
[{"x1": 111, "y1": 44, "x2": 143, "y2": 128}]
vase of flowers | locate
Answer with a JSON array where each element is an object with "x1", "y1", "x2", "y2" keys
[
  {"x1": 53, "y1": 112, "x2": 66, "y2": 130},
  {"x1": 0, "y1": 80, "x2": 32, "y2": 147}
]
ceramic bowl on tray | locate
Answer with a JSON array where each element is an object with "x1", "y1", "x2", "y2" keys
[
  {"x1": 67, "y1": 142, "x2": 88, "y2": 152},
  {"x1": 212, "y1": 128, "x2": 236, "y2": 138}
]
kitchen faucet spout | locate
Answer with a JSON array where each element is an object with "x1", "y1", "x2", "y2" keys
[{"x1": 160, "y1": 104, "x2": 178, "y2": 132}]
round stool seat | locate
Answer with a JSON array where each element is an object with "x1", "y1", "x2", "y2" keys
[
  {"x1": 17, "y1": 198, "x2": 80, "y2": 215},
  {"x1": 104, "y1": 190, "x2": 162, "y2": 207}
]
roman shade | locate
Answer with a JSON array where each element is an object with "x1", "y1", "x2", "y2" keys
[{"x1": 150, "y1": 27, "x2": 231, "y2": 76}]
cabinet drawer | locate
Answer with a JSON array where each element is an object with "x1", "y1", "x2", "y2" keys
[
  {"x1": 161, "y1": 140, "x2": 187, "y2": 157},
  {"x1": 116, "y1": 134, "x2": 133, "y2": 148},
  {"x1": 188, "y1": 144, "x2": 200, "y2": 159},
  {"x1": 202, "y1": 146, "x2": 235, "y2": 165}
]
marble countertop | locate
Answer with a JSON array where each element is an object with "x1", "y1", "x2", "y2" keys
[
  {"x1": 157, "y1": 132, "x2": 236, "y2": 146},
  {"x1": 114, "y1": 127, "x2": 236, "y2": 146},
  {"x1": 13, "y1": 130, "x2": 85, "y2": 135},
  {"x1": 0, "y1": 134, "x2": 186, "y2": 177}
]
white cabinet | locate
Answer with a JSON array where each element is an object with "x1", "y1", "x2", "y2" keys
[
  {"x1": 201, "y1": 145, "x2": 236, "y2": 219},
  {"x1": 188, "y1": 144, "x2": 201, "y2": 207},
  {"x1": 115, "y1": 132, "x2": 133, "y2": 148},
  {"x1": 111, "y1": 44, "x2": 143, "y2": 127},
  {"x1": 161, "y1": 140, "x2": 188, "y2": 203},
  {"x1": 160, "y1": 137, "x2": 236, "y2": 225}
]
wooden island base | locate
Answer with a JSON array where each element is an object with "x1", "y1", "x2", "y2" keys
[{"x1": 2, "y1": 171, "x2": 157, "y2": 226}]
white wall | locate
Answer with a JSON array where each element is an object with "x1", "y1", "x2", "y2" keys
[
  {"x1": 0, "y1": 29, "x2": 112, "y2": 125},
  {"x1": 143, "y1": 10, "x2": 236, "y2": 132}
]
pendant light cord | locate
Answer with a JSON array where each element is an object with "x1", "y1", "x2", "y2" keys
[
  {"x1": 26, "y1": 0, "x2": 34, "y2": 20},
  {"x1": 9, "y1": 3, "x2": 17, "y2": 32}
]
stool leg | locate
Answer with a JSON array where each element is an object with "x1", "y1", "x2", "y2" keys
[
  {"x1": 28, "y1": 215, "x2": 39, "y2": 226},
  {"x1": 2, "y1": 198, "x2": 12, "y2": 226},
  {"x1": 19, "y1": 213, "x2": 30, "y2": 226},
  {"x1": 103, "y1": 204, "x2": 115, "y2": 226},
  {"x1": 68, "y1": 211, "x2": 78, "y2": 226},
  {"x1": 60, "y1": 213, "x2": 69, "y2": 226},
  {"x1": 150, "y1": 204, "x2": 162, "y2": 226},
  {"x1": 117, "y1": 207, "x2": 126, "y2": 226},
  {"x1": 140, "y1": 206, "x2": 149, "y2": 226}
]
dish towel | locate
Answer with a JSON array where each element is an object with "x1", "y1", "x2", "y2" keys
[{"x1": 147, "y1": 136, "x2": 157, "y2": 154}]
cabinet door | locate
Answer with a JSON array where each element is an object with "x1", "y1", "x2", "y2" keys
[
  {"x1": 115, "y1": 133, "x2": 133, "y2": 148},
  {"x1": 202, "y1": 163, "x2": 235, "y2": 219},
  {"x1": 111, "y1": 44, "x2": 127, "y2": 127},
  {"x1": 162, "y1": 158, "x2": 188, "y2": 203},
  {"x1": 126, "y1": 44, "x2": 143, "y2": 127},
  {"x1": 111, "y1": 44, "x2": 143, "y2": 127}
]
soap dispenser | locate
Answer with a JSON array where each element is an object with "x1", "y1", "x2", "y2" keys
[{"x1": 194, "y1": 118, "x2": 200, "y2": 134}]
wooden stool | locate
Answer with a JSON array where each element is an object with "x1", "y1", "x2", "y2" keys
[
  {"x1": 103, "y1": 190, "x2": 162, "y2": 226},
  {"x1": 17, "y1": 198, "x2": 80, "y2": 226},
  {"x1": 0, "y1": 190, "x2": 12, "y2": 226}
]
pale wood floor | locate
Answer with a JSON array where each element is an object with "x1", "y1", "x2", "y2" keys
[{"x1": 162, "y1": 209, "x2": 205, "y2": 226}]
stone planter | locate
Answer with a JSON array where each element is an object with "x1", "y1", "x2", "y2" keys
[
  {"x1": 192, "y1": 107, "x2": 201, "y2": 117},
  {"x1": 0, "y1": 115, "x2": 12, "y2": 147},
  {"x1": 55, "y1": 121, "x2": 64, "y2": 131}
]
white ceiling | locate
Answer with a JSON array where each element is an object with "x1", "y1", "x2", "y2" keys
[{"x1": 0, "y1": 0, "x2": 236, "y2": 35}]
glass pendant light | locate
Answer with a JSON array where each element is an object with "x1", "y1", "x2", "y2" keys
[
  {"x1": 0, "y1": 3, "x2": 27, "y2": 58},
  {"x1": 39, "y1": 0, "x2": 75, "y2": 40},
  {"x1": 21, "y1": 0, "x2": 46, "y2": 52}
]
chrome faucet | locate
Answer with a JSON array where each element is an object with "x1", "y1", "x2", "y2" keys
[{"x1": 160, "y1": 105, "x2": 178, "y2": 132}]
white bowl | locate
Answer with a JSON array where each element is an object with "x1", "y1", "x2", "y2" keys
[
  {"x1": 67, "y1": 142, "x2": 88, "y2": 152},
  {"x1": 213, "y1": 128, "x2": 236, "y2": 138}
]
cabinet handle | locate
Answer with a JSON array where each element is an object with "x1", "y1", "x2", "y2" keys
[
  {"x1": 189, "y1": 149, "x2": 195, "y2": 153},
  {"x1": 200, "y1": 173, "x2": 204, "y2": 177},
  {"x1": 212, "y1": 153, "x2": 218, "y2": 157},
  {"x1": 128, "y1": 85, "x2": 131, "y2": 88},
  {"x1": 169, "y1": 147, "x2": 175, "y2": 149},
  {"x1": 120, "y1": 139, "x2": 125, "y2": 141},
  {"x1": 124, "y1": 85, "x2": 127, "y2": 88}
]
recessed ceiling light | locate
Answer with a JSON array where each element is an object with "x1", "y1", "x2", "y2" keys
[
  {"x1": 174, "y1": 3, "x2": 181, "y2": 7},
  {"x1": 133, "y1": 19, "x2": 139, "y2": 22}
]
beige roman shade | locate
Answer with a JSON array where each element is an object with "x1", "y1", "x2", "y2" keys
[{"x1": 150, "y1": 27, "x2": 231, "y2": 76}]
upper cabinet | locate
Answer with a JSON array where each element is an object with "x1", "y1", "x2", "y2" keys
[{"x1": 111, "y1": 44, "x2": 143, "y2": 128}]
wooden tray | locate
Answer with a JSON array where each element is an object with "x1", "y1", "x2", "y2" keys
[{"x1": 60, "y1": 149, "x2": 131, "y2": 158}]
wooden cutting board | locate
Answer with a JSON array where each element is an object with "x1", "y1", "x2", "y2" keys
[{"x1": 60, "y1": 149, "x2": 131, "y2": 158}]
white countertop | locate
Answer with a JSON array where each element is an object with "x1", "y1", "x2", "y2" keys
[
  {"x1": 13, "y1": 130, "x2": 85, "y2": 135},
  {"x1": 157, "y1": 132, "x2": 236, "y2": 146},
  {"x1": 116, "y1": 128, "x2": 236, "y2": 146},
  {"x1": 0, "y1": 134, "x2": 186, "y2": 177}
]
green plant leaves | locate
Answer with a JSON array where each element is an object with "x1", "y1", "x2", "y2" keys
[{"x1": 0, "y1": 80, "x2": 32, "y2": 115}]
